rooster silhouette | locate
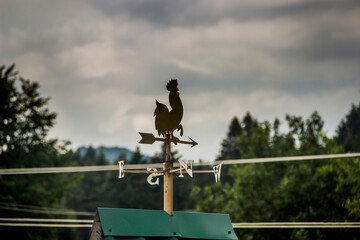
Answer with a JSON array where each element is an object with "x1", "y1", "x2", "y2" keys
[{"x1": 154, "y1": 79, "x2": 183, "y2": 141}]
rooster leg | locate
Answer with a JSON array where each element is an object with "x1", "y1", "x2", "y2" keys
[
  {"x1": 170, "y1": 132, "x2": 179, "y2": 144},
  {"x1": 177, "y1": 125, "x2": 184, "y2": 137}
]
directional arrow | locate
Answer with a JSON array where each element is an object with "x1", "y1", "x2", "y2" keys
[
  {"x1": 138, "y1": 132, "x2": 198, "y2": 148},
  {"x1": 138, "y1": 132, "x2": 165, "y2": 144},
  {"x1": 173, "y1": 136, "x2": 198, "y2": 148}
]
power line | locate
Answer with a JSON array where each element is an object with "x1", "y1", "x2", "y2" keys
[
  {"x1": 0, "y1": 202, "x2": 89, "y2": 212},
  {"x1": 0, "y1": 153, "x2": 359, "y2": 175},
  {"x1": 0, "y1": 206, "x2": 94, "y2": 216},
  {"x1": 232, "y1": 222, "x2": 360, "y2": 228},
  {"x1": 0, "y1": 204, "x2": 94, "y2": 216},
  {"x1": 233, "y1": 225, "x2": 360, "y2": 228},
  {"x1": 0, "y1": 218, "x2": 93, "y2": 223},
  {"x1": 0, "y1": 165, "x2": 118, "y2": 175},
  {"x1": 233, "y1": 222, "x2": 360, "y2": 225},
  {"x1": 0, "y1": 219, "x2": 359, "y2": 228},
  {"x1": 0, "y1": 223, "x2": 93, "y2": 228},
  {"x1": 214, "y1": 153, "x2": 360, "y2": 166}
]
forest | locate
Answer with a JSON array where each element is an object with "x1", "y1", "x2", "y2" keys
[{"x1": 1, "y1": 64, "x2": 359, "y2": 239}]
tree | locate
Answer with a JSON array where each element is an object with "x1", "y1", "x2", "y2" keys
[
  {"x1": 336, "y1": 102, "x2": 360, "y2": 152},
  {"x1": 82, "y1": 145, "x2": 97, "y2": 165},
  {"x1": 64, "y1": 149, "x2": 111, "y2": 240},
  {"x1": 242, "y1": 112, "x2": 258, "y2": 137},
  {"x1": 129, "y1": 146, "x2": 144, "y2": 164},
  {"x1": 0, "y1": 64, "x2": 56, "y2": 158},
  {"x1": 66, "y1": 149, "x2": 109, "y2": 212},
  {"x1": 217, "y1": 114, "x2": 257, "y2": 183},
  {"x1": 193, "y1": 111, "x2": 360, "y2": 240},
  {"x1": 0, "y1": 64, "x2": 78, "y2": 239},
  {"x1": 217, "y1": 117, "x2": 242, "y2": 160},
  {"x1": 149, "y1": 142, "x2": 182, "y2": 163},
  {"x1": 334, "y1": 102, "x2": 360, "y2": 226},
  {"x1": 116, "y1": 152, "x2": 128, "y2": 164}
]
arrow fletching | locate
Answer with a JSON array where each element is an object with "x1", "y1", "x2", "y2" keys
[{"x1": 139, "y1": 132, "x2": 156, "y2": 144}]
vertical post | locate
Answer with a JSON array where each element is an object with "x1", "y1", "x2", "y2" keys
[{"x1": 163, "y1": 134, "x2": 173, "y2": 215}]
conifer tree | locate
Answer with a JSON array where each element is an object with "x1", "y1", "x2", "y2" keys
[
  {"x1": 217, "y1": 117, "x2": 242, "y2": 160},
  {"x1": 336, "y1": 102, "x2": 360, "y2": 152}
]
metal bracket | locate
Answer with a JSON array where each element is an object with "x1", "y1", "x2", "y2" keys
[
  {"x1": 118, "y1": 159, "x2": 220, "y2": 184},
  {"x1": 213, "y1": 164, "x2": 222, "y2": 182},
  {"x1": 118, "y1": 161, "x2": 124, "y2": 179},
  {"x1": 178, "y1": 160, "x2": 194, "y2": 178},
  {"x1": 147, "y1": 168, "x2": 160, "y2": 185}
]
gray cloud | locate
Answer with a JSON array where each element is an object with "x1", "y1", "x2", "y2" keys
[
  {"x1": 279, "y1": 35, "x2": 360, "y2": 61},
  {"x1": 89, "y1": 0, "x2": 360, "y2": 27},
  {"x1": 264, "y1": 1, "x2": 360, "y2": 20},
  {"x1": 1, "y1": 0, "x2": 360, "y2": 160}
]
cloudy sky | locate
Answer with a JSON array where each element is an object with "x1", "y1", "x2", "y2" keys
[{"x1": 1, "y1": 0, "x2": 360, "y2": 161}]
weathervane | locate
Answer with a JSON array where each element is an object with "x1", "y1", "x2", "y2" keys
[{"x1": 118, "y1": 79, "x2": 221, "y2": 215}]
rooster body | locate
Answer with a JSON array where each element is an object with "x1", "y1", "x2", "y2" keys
[{"x1": 154, "y1": 79, "x2": 183, "y2": 139}]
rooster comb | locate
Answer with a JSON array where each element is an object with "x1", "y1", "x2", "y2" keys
[{"x1": 166, "y1": 78, "x2": 178, "y2": 91}]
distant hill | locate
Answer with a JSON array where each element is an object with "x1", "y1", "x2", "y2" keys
[{"x1": 76, "y1": 146, "x2": 133, "y2": 164}]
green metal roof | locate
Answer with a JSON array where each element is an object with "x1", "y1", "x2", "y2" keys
[{"x1": 94, "y1": 208, "x2": 237, "y2": 240}]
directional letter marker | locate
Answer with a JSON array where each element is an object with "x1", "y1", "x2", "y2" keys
[
  {"x1": 118, "y1": 79, "x2": 220, "y2": 216},
  {"x1": 118, "y1": 161, "x2": 124, "y2": 179},
  {"x1": 178, "y1": 160, "x2": 193, "y2": 177},
  {"x1": 147, "y1": 168, "x2": 160, "y2": 185}
]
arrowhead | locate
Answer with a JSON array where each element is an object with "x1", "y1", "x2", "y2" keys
[
  {"x1": 139, "y1": 132, "x2": 156, "y2": 144},
  {"x1": 188, "y1": 137, "x2": 198, "y2": 148}
]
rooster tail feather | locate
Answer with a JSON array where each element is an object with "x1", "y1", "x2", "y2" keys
[{"x1": 154, "y1": 99, "x2": 159, "y2": 116}]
